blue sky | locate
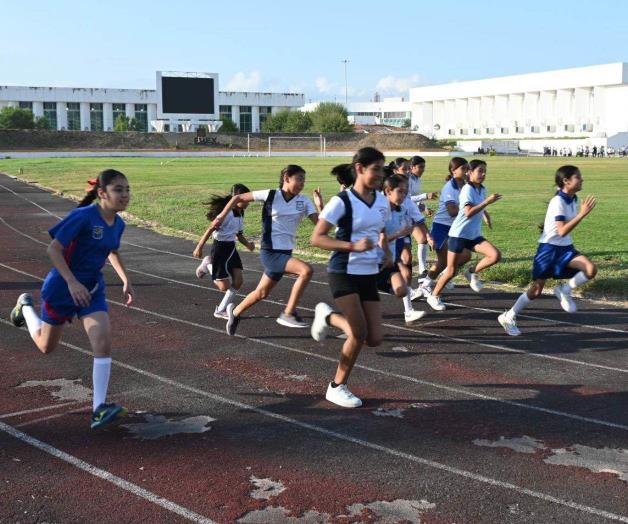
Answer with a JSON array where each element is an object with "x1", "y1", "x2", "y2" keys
[{"x1": 1, "y1": 0, "x2": 626, "y2": 102}]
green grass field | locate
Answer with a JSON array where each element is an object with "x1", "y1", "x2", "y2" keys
[{"x1": 2, "y1": 156, "x2": 627, "y2": 300}]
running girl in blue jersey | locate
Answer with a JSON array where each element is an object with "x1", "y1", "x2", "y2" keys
[
  {"x1": 310, "y1": 147, "x2": 392, "y2": 408},
  {"x1": 427, "y1": 159, "x2": 502, "y2": 311},
  {"x1": 498, "y1": 165, "x2": 597, "y2": 336},
  {"x1": 10, "y1": 169, "x2": 134, "y2": 429},
  {"x1": 213, "y1": 165, "x2": 323, "y2": 335},
  {"x1": 193, "y1": 184, "x2": 255, "y2": 319}
]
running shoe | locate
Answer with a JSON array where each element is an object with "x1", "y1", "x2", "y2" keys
[
  {"x1": 311, "y1": 302, "x2": 333, "y2": 342},
  {"x1": 90, "y1": 403, "x2": 128, "y2": 429},
  {"x1": 213, "y1": 307, "x2": 229, "y2": 320},
  {"x1": 10, "y1": 293, "x2": 33, "y2": 327},
  {"x1": 276, "y1": 312, "x2": 309, "y2": 328},
  {"x1": 498, "y1": 312, "x2": 521, "y2": 336},
  {"x1": 554, "y1": 284, "x2": 577, "y2": 313},
  {"x1": 195, "y1": 256, "x2": 212, "y2": 279},
  {"x1": 404, "y1": 309, "x2": 426, "y2": 324},
  {"x1": 325, "y1": 382, "x2": 362, "y2": 408},
  {"x1": 226, "y1": 303, "x2": 240, "y2": 336},
  {"x1": 464, "y1": 269, "x2": 483, "y2": 292},
  {"x1": 426, "y1": 294, "x2": 446, "y2": 311}
]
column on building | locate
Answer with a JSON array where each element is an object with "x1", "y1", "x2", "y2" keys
[
  {"x1": 79, "y1": 102, "x2": 90, "y2": 131},
  {"x1": 494, "y1": 95, "x2": 508, "y2": 134},
  {"x1": 454, "y1": 98, "x2": 468, "y2": 135},
  {"x1": 147, "y1": 104, "x2": 157, "y2": 132},
  {"x1": 32, "y1": 102, "x2": 44, "y2": 119},
  {"x1": 231, "y1": 105, "x2": 240, "y2": 129},
  {"x1": 56, "y1": 102, "x2": 68, "y2": 130},
  {"x1": 444, "y1": 99, "x2": 456, "y2": 136},
  {"x1": 508, "y1": 94, "x2": 524, "y2": 134},
  {"x1": 252, "y1": 106, "x2": 260, "y2": 133},
  {"x1": 574, "y1": 87, "x2": 593, "y2": 132},
  {"x1": 523, "y1": 92, "x2": 540, "y2": 133},
  {"x1": 556, "y1": 89, "x2": 574, "y2": 132},
  {"x1": 125, "y1": 103, "x2": 135, "y2": 119},
  {"x1": 103, "y1": 103, "x2": 113, "y2": 131}
]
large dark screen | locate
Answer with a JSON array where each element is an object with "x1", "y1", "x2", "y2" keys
[{"x1": 161, "y1": 77, "x2": 215, "y2": 114}]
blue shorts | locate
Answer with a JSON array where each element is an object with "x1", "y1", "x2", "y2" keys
[
  {"x1": 430, "y1": 222, "x2": 451, "y2": 251},
  {"x1": 40, "y1": 277, "x2": 108, "y2": 325},
  {"x1": 448, "y1": 236, "x2": 485, "y2": 254},
  {"x1": 532, "y1": 243, "x2": 580, "y2": 280},
  {"x1": 260, "y1": 248, "x2": 292, "y2": 281}
]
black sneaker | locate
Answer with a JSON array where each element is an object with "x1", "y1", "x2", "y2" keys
[
  {"x1": 226, "y1": 303, "x2": 240, "y2": 336},
  {"x1": 10, "y1": 293, "x2": 34, "y2": 327}
]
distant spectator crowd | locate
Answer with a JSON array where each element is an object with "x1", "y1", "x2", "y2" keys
[{"x1": 543, "y1": 145, "x2": 628, "y2": 157}]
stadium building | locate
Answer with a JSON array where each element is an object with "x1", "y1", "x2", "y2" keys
[{"x1": 0, "y1": 71, "x2": 304, "y2": 133}]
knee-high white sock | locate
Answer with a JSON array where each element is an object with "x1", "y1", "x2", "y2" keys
[
  {"x1": 568, "y1": 271, "x2": 589, "y2": 290},
  {"x1": 507, "y1": 293, "x2": 532, "y2": 320},
  {"x1": 402, "y1": 290, "x2": 413, "y2": 313},
  {"x1": 22, "y1": 306, "x2": 42, "y2": 339},
  {"x1": 92, "y1": 357, "x2": 112, "y2": 411},
  {"x1": 418, "y1": 243, "x2": 428, "y2": 273},
  {"x1": 217, "y1": 288, "x2": 236, "y2": 312}
]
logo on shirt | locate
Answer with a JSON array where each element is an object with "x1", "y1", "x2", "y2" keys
[
  {"x1": 378, "y1": 208, "x2": 388, "y2": 220},
  {"x1": 296, "y1": 200, "x2": 304, "y2": 211},
  {"x1": 92, "y1": 226, "x2": 104, "y2": 240}
]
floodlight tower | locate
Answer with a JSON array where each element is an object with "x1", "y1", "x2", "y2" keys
[{"x1": 341, "y1": 59, "x2": 349, "y2": 107}]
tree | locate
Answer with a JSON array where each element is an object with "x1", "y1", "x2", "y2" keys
[
  {"x1": 308, "y1": 102, "x2": 353, "y2": 132},
  {"x1": 113, "y1": 114, "x2": 130, "y2": 131},
  {"x1": 401, "y1": 118, "x2": 411, "y2": 129},
  {"x1": 129, "y1": 117, "x2": 142, "y2": 131},
  {"x1": 0, "y1": 107, "x2": 35, "y2": 129},
  {"x1": 218, "y1": 116, "x2": 239, "y2": 133},
  {"x1": 261, "y1": 109, "x2": 290, "y2": 132},
  {"x1": 262, "y1": 109, "x2": 312, "y2": 133},
  {"x1": 35, "y1": 116, "x2": 50, "y2": 129}
]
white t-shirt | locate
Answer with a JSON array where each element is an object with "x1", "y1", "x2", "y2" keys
[
  {"x1": 408, "y1": 174, "x2": 428, "y2": 203},
  {"x1": 538, "y1": 192, "x2": 578, "y2": 246},
  {"x1": 252, "y1": 189, "x2": 316, "y2": 251},
  {"x1": 433, "y1": 178, "x2": 464, "y2": 226},
  {"x1": 213, "y1": 210, "x2": 243, "y2": 241},
  {"x1": 321, "y1": 189, "x2": 391, "y2": 275}
]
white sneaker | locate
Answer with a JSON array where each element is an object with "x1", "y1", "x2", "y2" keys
[
  {"x1": 276, "y1": 312, "x2": 309, "y2": 328},
  {"x1": 426, "y1": 294, "x2": 446, "y2": 311},
  {"x1": 213, "y1": 307, "x2": 229, "y2": 320},
  {"x1": 554, "y1": 284, "x2": 577, "y2": 313},
  {"x1": 464, "y1": 269, "x2": 483, "y2": 292},
  {"x1": 404, "y1": 309, "x2": 425, "y2": 324},
  {"x1": 325, "y1": 382, "x2": 362, "y2": 408},
  {"x1": 498, "y1": 312, "x2": 521, "y2": 336},
  {"x1": 195, "y1": 256, "x2": 212, "y2": 279},
  {"x1": 311, "y1": 302, "x2": 333, "y2": 342}
]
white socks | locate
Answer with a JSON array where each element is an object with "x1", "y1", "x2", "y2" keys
[
  {"x1": 418, "y1": 243, "x2": 429, "y2": 273},
  {"x1": 568, "y1": 271, "x2": 589, "y2": 289},
  {"x1": 402, "y1": 290, "x2": 413, "y2": 313},
  {"x1": 217, "y1": 288, "x2": 236, "y2": 312},
  {"x1": 507, "y1": 293, "x2": 532, "y2": 320},
  {"x1": 22, "y1": 305, "x2": 43, "y2": 339},
  {"x1": 92, "y1": 357, "x2": 112, "y2": 411}
]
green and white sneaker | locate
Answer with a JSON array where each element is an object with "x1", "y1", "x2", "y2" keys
[
  {"x1": 91, "y1": 403, "x2": 128, "y2": 429},
  {"x1": 10, "y1": 293, "x2": 34, "y2": 327}
]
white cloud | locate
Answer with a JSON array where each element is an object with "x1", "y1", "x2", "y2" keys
[
  {"x1": 224, "y1": 71, "x2": 262, "y2": 92},
  {"x1": 375, "y1": 74, "x2": 421, "y2": 94},
  {"x1": 315, "y1": 76, "x2": 334, "y2": 94}
]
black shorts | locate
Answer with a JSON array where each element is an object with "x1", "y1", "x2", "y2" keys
[
  {"x1": 376, "y1": 264, "x2": 400, "y2": 294},
  {"x1": 328, "y1": 272, "x2": 380, "y2": 302},
  {"x1": 210, "y1": 241, "x2": 243, "y2": 280}
]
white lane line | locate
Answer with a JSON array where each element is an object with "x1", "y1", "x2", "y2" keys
[
  {"x1": 4, "y1": 217, "x2": 624, "y2": 375},
  {"x1": 1, "y1": 264, "x2": 626, "y2": 434},
  {"x1": 14, "y1": 406, "x2": 90, "y2": 428},
  {"x1": 1, "y1": 180, "x2": 626, "y2": 336},
  {"x1": 0, "y1": 402, "x2": 82, "y2": 419},
  {"x1": 0, "y1": 421, "x2": 217, "y2": 523},
  {"x1": 1, "y1": 325, "x2": 626, "y2": 522}
]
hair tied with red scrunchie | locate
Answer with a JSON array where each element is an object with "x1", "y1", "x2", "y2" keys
[{"x1": 87, "y1": 178, "x2": 98, "y2": 186}]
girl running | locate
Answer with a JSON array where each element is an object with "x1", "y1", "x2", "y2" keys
[
  {"x1": 193, "y1": 184, "x2": 255, "y2": 320},
  {"x1": 310, "y1": 147, "x2": 391, "y2": 408},
  {"x1": 10, "y1": 169, "x2": 133, "y2": 429},
  {"x1": 498, "y1": 165, "x2": 597, "y2": 336},
  {"x1": 214, "y1": 165, "x2": 323, "y2": 335},
  {"x1": 408, "y1": 155, "x2": 438, "y2": 278},
  {"x1": 427, "y1": 159, "x2": 502, "y2": 311},
  {"x1": 415, "y1": 157, "x2": 469, "y2": 297},
  {"x1": 377, "y1": 173, "x2": 426, "y2": 324}
]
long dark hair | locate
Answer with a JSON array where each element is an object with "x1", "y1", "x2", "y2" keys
[
  {"x1": 203, "y1": 183, "x2": 250, "y2": 221},
  {"x1": 78, "y1": 169, "x2": 126, "y2": 208},
  {"x1": 278, "y1": 165, "x2": 305, "y2": 188},
  {"x1": 331, "y1": 147, "x2": 385, "y2": 187},
  {"x1": 555, "y1": 165, "x2": 580, "y2": 189},
  {"x1": 410, "y1": 155, "x2": 426, "y2": 166},
  {"x1": 446, "y1": 157, "x2": 468, "y2": 181},
  {"x1": 389, "y1": 157, "x2": 408, "y2": 172}
]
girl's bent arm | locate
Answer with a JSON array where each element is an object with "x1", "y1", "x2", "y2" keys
[
  {"x1": 556, "y1": 195, "x2": 597, "y2": 237},
  {"x1": 237, "y1": 232, "x2": 255, "y2": 251},
  {"x1": 213, "y1": 193, "x2": 255, "y2": 227},
  {"x1": 464, "y1": 193, "x2": 502, "y2": 218},
  {"x1": 193, "y1": 225, "x2": 216, "y2": 258},
  {"x1": 109, "y1": 250, "x2": 134, "y2": 305}
]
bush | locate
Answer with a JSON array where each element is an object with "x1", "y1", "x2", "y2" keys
[
  {"x1": 308, "y1": 102, "x2": 353, "y2": 133},
  {"x1": 218, "y1": 116, "x2": 239, "y2": 133},
  {"x1": 113, "y1": 114, "x2": 130, "y2": 131},
  {"x1": 34, "y1": 116, "x2": 50, "y2": 129},
  {"x1": 0, "y1": 107, "x2": 35, "y2": 129}
]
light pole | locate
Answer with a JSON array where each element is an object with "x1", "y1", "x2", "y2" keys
[{"x1": 341, "y1": 59, "x2": 349, "y2": 107}]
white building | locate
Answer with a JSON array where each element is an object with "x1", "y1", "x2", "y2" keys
[
  {"x1": 0, "y1": 71, "x2": 304, "y2": 133},
  {"x1": 347, "y1": 97, "x2": 411, "y2": 127},
  {"x1": 409, "y1": 63, "x2": 628, "y2": 152}
]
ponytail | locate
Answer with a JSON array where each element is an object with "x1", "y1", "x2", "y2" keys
[
  {"x1": 332, "y1": 147, "x2": 385, "y2": 188},
  {"x1": 203, "y1": 183, "x2": 250, "y2": 221},
  {"x1": 446, "y1": 157, "x2": 468, "y2": 181},
  {"x1": 78, "y1": 169, "x2": 125, "y2": 207}
]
